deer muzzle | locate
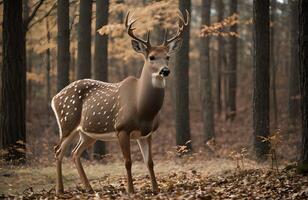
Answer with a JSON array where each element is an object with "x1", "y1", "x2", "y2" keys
[{"x1": 159, "y1": 67, "x2": 170, "y2": 77}]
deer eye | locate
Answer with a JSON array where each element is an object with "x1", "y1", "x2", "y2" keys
[
  {"x1": 149, "y1": 56, "x2": 155, "y2": 61},
  {"x1": 166, "y1": 56, "x2": 170, "y2": 60}
]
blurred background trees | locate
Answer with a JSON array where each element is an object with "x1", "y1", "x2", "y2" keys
[
  {"x1": 252, "y1": 0, "x2": 270, "y2": 160},
  {"x1": 0, "y1": 0, "x2": 306, "y2": 167},
  {"x1": 199, "y1": 0, "x2": 215, "y2": 144}
]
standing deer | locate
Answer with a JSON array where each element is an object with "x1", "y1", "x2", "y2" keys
[{"x1": 51, "y1": 10, "x2": 189, "y2": 194}]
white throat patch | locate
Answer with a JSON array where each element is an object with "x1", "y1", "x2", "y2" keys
[{"x1": 151, "y1": 73, "x2": 166, "y2": 88}]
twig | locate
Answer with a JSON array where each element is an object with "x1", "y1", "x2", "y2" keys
[
  {"x1": 28, "y1": 1, "x2": 57, "y2": 30},
  {"x1": 24, "y1": 0, "x2": 46, "y2": 30}
]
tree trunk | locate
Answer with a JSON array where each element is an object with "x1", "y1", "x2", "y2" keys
[
  {"x1": 70, "y1": 47, "x2": 76, "y2": 80},
  {"x1": 0, "y1": 0, "x2": 26, "y2": 162},
  {"x1": 298, "y1": 0, "x2": 308, "y2": 172},
  {"x1": 93, "y1": 0, "x2": 109, "y2": 159},
  {"x1": 200, "y1": 0, "x2": 215, "y2": 143},
  {"x1": 175, "y1": 0, "x2": 192, "y2": 150},
  {"x1": 227, "y1": 0, "x2": 238, "y2": 121},
  {"x1": 216, "y1": 0, "x2": 224, "y2": 116},
  {"x1": 270, "y1": 0, "x2": 278, "y2": 128},
  {"x1": 46, "y1": 17, "x2": 51, "y2": 114},
  {"x1": 288, "y1": 0, "x2": 300, "y2": 131},
  {"x1": 253, "y1": 0, "x2": 270, "y2": 160},
  {"x1": 57, "y1": 0, "x2": 70, "y2": 92},
  {"x1": 77, "y1": 0, "x2": 92, "y2": 80},
  {"x1": 23, "y1": 0, "x2": 32, "y2": 110}
]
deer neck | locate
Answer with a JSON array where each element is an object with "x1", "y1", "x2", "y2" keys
[{"x1": 136, "y1": 62, "x2": 165, "y2": 120}]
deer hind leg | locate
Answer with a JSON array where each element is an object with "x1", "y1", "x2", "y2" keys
[
  {"x1": 72, "y1": 133, "x2": 96, "y2": 193},
  {"x1": 118, "y1": 131, "x2": 134, "y2": 193},
  {"x1": 55, "y1": 130, "x2": 78, "y2": 194},
  {"x1": 137, "y1": 135, "x2": 158, "y2": 193}
]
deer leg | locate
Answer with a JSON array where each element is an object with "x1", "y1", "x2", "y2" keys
[
  {"x1": 137, "y1": 135, "x2": 158, "y2": 193},
  {"x1": 117, "y1": 131, "x2": 134, "y2": 193},
  {"x1": 55, "y1": 131, "x2": 78, "y2": 194},
  {"x1": 72, "y1": 133, "x2": 96, "y2": 193}
]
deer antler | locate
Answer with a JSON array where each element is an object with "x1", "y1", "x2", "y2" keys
[
  {"x1": 125, "y1": 11, "x2": 151, "y2": 48},
  {"x1": 163, "y1": 9, "x2": 189, "y2": 46}
]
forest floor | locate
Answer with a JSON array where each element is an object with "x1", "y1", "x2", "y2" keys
[{"x1": 1, "y1": 156, "x2": 308, "y2": 199}]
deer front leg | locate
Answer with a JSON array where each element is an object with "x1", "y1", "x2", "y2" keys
[
  {"x1": 117, "y1": 131, "x2": 134, "y2": 193},
  {"x1": 72, "y1": 133, "x2": 96, "y2": 193},
  {"x1": 137, "y1": 135, "x2": 159, "y2": 193}
]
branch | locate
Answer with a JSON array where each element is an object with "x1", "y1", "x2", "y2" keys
[
  {"x1": 28, "y1": 2, "x2": 57, "y2": 30},
  {"x1": 24, "y1": 0, "x2": 45, "y2": 30}
]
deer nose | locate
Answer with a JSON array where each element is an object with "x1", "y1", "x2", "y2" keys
[{"x1": 159, "y1": 67, "x2": 170, "y2": 77}]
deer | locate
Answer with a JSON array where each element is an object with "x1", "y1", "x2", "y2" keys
[{"x1": 51, "y1": 10, "x2": 189, "y2": 194}]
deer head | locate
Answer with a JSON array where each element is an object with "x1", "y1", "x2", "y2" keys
[{"x1": 125, "y1": 10, "x2": 189, "y2": 88}]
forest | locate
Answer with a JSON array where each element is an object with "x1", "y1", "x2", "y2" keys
[{"x1": 0, "y1": 0, "x2": 308, "y2": 199}]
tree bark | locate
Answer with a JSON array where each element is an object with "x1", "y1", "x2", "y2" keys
[
  {"x1": 77, "y1": 0, "x2": 92, "y2": 80},
  {"x1": 288, "y1": 0, "x2": 300, "y2": 130},
  {"x1": 227, "y1": 0, "x2": 238, "y2": 121},
  {"x1": 270, "y1": 0, "x2": 278, "y2": 128},
  {"x1": 175, "y1": 0, "x2": 192, "y2": 150},
  {"x1": 253, "y1": 0, "x2": 270, "y2": 160},
  {"x1": 57, "y1": 0, "x2": 70, "y2": 92},
  {"x1": 23, "y1": 0, "x2": 32, "y2": 109},
  {"x1": 93, "y1": 0, "x2": 109, "y2": 159},
  {"x1": 200, "y1": 0, "x2": 215, "y2": 143},
  {"x1": 299, "y1": 0, "x2": 308, "y2": 171},
  {"x1": 46, "y1": 17, "x2": 51, "y2": 114},
  {"x1": 0, "y1": 0, "x2": 26, "y2": 162},
  {"x1": 216, "y1": 0, "x2": 224, "y2": 117}
]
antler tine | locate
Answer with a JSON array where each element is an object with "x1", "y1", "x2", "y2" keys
[
  {"x1": 176, "y1": 9, "x2": 189, "y2": 26},
  {"x1": 185, "y1": 9, "x2": 190, "y2": 25},
  {"x1": 163, "y1": 9, "x2": 189, "y2": 46},
  {"x1": 125, "y1": 11, "x2": 151, "y2": 47}
]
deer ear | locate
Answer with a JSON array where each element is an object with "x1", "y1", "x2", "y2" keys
[
  {"x1": 167, "y1": 38, "x2": 183, "y2": 55},
  {"x1": 131, "y1": 40, "x2": 147, "y2": 54}
]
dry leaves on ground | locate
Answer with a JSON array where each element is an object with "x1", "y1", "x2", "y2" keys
[{"x1": 1, "y1": 165, "x2": 308, "y2": 199}]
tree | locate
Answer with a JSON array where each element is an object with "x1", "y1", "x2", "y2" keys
[
  {"x1": 45, "y1": 16, "x2": 51, "y2": 112},
  {"x1": 23, "y1": 0, "x2": 45, "y2": 111},
  {"x1": 175, "y1": 0, "x2": 192, "y2": 150},
  {"x1": 227, "y1": 0, "x2": 238, "y2": 121},
  {"x1": 252, "y1": 0, "x2": 270, "y2": 160},
  {"x1": 298, "y1": 0, "x2": 308, "y2": 172},
  {"x1": 288, "y1": 0, "x2": 300, "y2": 130},
  {"x1": 200, "y1": 0, "x2": 215, "y2": 143},
  {"x1": 0, "y1": 0, "x2": 26, "y2": 162},
  {"x1": 270, "y1": 0, "x2": 278, "y2": 128},
  {"x1": 57, "y1": 0, "x2": 70, "y2": 92},
  {"x1": 76, "y1": 0, "x2": 92, "y2": 80},
  {"x1": 93, "y1": 0, "x2": 109, "y2": 159},
  {"x1": 216, "y1": 0, "x2": 224, "y2": 116}
]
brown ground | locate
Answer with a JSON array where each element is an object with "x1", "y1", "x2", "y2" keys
[{"x1": 1, "y1": 155, "x2": 308, "y2": 199}]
